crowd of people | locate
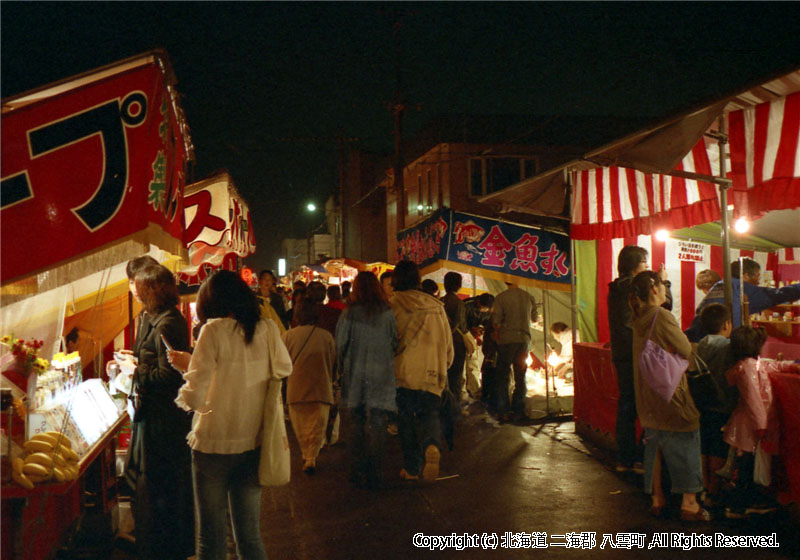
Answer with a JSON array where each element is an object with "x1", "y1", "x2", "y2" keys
[
  {"x1": 608, "y1": 246, "x2": 800, "y2": 523},
  {"x1": 110, "y1": 257, "x2": 568, "y2": 559}
]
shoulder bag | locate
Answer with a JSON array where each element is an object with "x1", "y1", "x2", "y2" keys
[
  {"x1": 259, "y1": 325, "x2": 295, "y2": 486},
  {"x1": 638, "y1": 310, "x2": 689, "y2": 402}
]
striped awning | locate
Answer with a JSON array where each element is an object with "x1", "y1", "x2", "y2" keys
[
  {"x1": 728, "y1": 90, "x2": 800, "y2": 218},
  {"x1": 571, "y1": 137, "x2": 721, "y2": 240},
  {"x1": 481, "y1": 67, "x2": 800, "y2": 242}
]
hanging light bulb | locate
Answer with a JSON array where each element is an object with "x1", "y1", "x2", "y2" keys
[
  {"x1": 526, "y1": 354, "x2": 533, "y2": 367},
  {"x1": 655, "y1": 229, "x2": 670, "y2": 242},
  {"x1": 734, "y1": 217, "x2": 750, "y2": 233}
]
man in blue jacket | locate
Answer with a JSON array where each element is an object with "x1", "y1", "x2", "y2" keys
[{"x1": 685, "y1": 257, "x2": 800, "y2": 342}]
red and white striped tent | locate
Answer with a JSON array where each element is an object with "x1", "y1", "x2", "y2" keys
[{"x1": 481, "y1": 68, "x2": 800, "y2": 341}]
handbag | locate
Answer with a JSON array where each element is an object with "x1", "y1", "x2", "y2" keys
[
  {"x1": 638, "y1": 310, "x2": 689, "y2": 402},
  {"x1": 259, "y1": 379, "x2": 291, "y2": 486},
  {"x1": 686, "y1": 354, "x2": 723, "y2": 412}
]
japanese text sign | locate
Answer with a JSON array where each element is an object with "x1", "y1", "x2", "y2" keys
[
  {"x1": 1, "y1": 54, "x2": 190, "y2": 283},
  {"x1": 396, "y1": 209, "x2": 571, "y2": 285}
]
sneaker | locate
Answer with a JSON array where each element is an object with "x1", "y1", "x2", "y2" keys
[
  {"x1": 399, "y1": 468, "x2": 419, "y2": 481},
  {"x1": 422, "y1": 445, "x2": 440, "y2": 482},
  {"x1": 303, "y1": 459, "x2": 316, "y2": 475}
]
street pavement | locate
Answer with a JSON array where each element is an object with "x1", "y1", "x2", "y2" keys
[{"x1": 257, "y1": 402, "x2": 799, "y2": 560}]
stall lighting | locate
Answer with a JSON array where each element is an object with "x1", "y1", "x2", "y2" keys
[
  {"x1": 547, "y1": 352, "x2": 560, "y2": 367},
  {"x1": 306, "y1": 203, "x2": 317, "y2": 212},
  {"x1": 734, "y1": 217, "x2": 750, "y2": 233},
  {"x1": 655, "y1": 229, "x2": 670, "y2": 242},
  {"x1": 526, "y1": 354, "x2": 533, "y2": 367},
  {"x1": 278, "y1": 258, "x2": 286, "y2": 277},
  {"x1": 416, "y1": 204, "x2": 424, "y2": 211}
]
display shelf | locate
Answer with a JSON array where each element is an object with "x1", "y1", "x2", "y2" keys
[{"x1": 1, "y1": 413, "x2": 127, "y2": 499}]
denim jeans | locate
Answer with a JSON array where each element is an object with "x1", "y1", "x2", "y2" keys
[
  {"x1": 192, "y1": 448, "x2": 267, "y2": 560},
  {"x1": 396, "y1": 388, "x2": 441, "y2": 475},
  {"x1": 494, "y1": 342, "x2": 529, "y2": 416},
  {"x1": 349, "y1": 406, "x2": 389, "y2": 488}
]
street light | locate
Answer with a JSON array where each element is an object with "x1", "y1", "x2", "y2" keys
[{"x1": 306, "y1": 202, "x2": 317, "y2": 212}]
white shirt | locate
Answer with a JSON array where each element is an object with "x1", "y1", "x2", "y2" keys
[{"x1": 175, "y1": 318, "x2": 292, "y2": 454}]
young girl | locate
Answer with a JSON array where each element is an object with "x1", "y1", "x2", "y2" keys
[{"x1": 722, "y1": 325, "x2": 800, "y2": 517}]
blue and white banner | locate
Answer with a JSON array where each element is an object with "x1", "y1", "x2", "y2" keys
[{"x1": 396, "y1": 208, "x2": 571, "y2": 287}]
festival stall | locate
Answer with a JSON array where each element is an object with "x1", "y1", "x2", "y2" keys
[
  {"x1": 176, "y1": 171, "x2": 257, "y2": 339},
  {"x1": 481, "y1": 66, "x2": 800, "y2": 501},
  {"x1": 396, "y1": 208, "x2": 574, "y2": 415},
  {"x1": 1, "y1": 50, "x2": 193, "y2": 559},
  {"x1": 321, "y1": 258, "x2": 366, "y2": 285}
]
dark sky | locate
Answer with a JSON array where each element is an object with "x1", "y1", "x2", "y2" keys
[{"x1": 3, "y1": 2, "x2": 799, "y2": 270}]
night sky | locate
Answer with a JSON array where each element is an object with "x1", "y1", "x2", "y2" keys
[{"x1": 2, "y1": 2, "x2": 799, "y2": 270}]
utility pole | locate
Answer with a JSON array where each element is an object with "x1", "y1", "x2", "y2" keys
[{"x1": 385, "y1": 9, "x2": 416, "y2": 235}]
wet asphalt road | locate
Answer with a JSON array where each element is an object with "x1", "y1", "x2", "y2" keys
[{"x1": 254, "y1": 403, "x2": 800, "y2": 560}]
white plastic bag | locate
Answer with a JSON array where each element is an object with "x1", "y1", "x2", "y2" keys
[{"x1": 753, "y1": 442, "x2": 771, "y2": 487}]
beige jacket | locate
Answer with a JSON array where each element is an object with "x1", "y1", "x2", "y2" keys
[
  {"x1": 391, "y1": 290, "x2": 454, "y2": 396},
  {"x1": 632, "y1": 306, "x2": 699, "y2": 432}
]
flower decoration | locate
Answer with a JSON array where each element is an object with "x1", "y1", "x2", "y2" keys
[{"x1": 2, "y1": 335, "x2": 49, "y2": 376}]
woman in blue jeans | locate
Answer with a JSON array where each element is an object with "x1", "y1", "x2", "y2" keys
[
  {"x1": 173, "y1": 270, "x2": 293, "y2": 559},
  {"x1": 336, "y1": 270, "x2": 398, "y2": 490}
]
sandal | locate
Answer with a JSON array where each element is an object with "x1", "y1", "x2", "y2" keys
[{"x1": 680, "y1": 507, "x2": 712, "y2": 522}]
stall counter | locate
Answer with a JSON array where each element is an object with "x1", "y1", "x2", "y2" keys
[{"x1": 1, "y1": 413, "x2": 127, "y2": 560}]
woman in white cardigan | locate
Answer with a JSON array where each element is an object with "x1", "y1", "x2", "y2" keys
[{"x1": 174, "y1": 270, "x2": 292, "y2": 560}]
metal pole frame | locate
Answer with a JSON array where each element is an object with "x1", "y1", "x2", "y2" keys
[{"x1": 716, "y1": 116, "x2": 733, "y2": 311}]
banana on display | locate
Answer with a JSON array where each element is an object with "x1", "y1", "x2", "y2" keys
[{"x1": 10, "y1": 431, "x2": 80, "y2": 489}]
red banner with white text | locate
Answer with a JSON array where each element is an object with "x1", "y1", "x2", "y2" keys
[{"x1": 1, "y1": 55, "x2": 189, "y2": 284}]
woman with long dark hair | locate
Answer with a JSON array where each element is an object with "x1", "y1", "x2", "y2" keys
[
  {"x1": 336, "y1": 271, "x2": 398, "y2": 489},
  {"x1": 629, "y1": 270, "x2": 709, "y2": 521},
  {"x1": 125, "y1": 264, "x2": 195, "y2": 559},
  {"x1": 175, "y1": 270, "x2": 292, "y2": 559}
]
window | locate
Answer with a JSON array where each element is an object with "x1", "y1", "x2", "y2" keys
[{"x1": 469, "y1": 156, "x2": 538, "y2": 197}]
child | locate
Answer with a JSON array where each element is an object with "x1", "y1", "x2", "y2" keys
[
  {"x1": 722, "y1": 326, "x2": 800, "y2": 518},
  {"x1": 693, "y1": 304, "x2": 736, "y2": 505}
]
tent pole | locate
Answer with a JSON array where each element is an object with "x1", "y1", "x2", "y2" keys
[
  {"x1": 717, "y1": 116, "x2": 733, "y2": 311},
  {"x1": 570, "y1": 238, "x2": 578, "y2": 347},
  {"x1": 542, "y1": 289, "x2": 550, "y2": 415}
]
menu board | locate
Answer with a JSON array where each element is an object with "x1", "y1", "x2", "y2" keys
[{"x1": 27, "y1": 379, "x2": 124, "y2": 457}]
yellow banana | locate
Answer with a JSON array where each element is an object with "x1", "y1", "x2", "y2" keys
[
  {"x1": 24, "y1": 439, "x2": 54, "y2": 454},
  {"x1": 52, "y1": 466, "x2": 66, "y2": 483},
  {"x1": 64, "y1": 465, "x2": 79, "y2": 480},
  {"x1": 22, "y1": 462, "x2": 50, "y2": 478},
  {"x1": 12, "y1": 470, "x2": 34, "y2": 490},
  {"x1": 29, "y1": 433, "x2": 59, "y2": 448},
  {"x1": 24, "y1": 452, "x2": 55, "y2": 469},
  {"x1": 44, "y1": 431, "x2": 73, "y2": 449},
  {"x1": 51, "y1": 451, "x2": 68, "y2": 467},
  {"x1": 27, "y1": 473, "x2": 51, "y2": 484},
  {"x1": 56, "y1": 446, "x2": 79, "y2": 462},
  {"x1": 12, "y1": 457, "x2": 25, "y2": 475}
]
